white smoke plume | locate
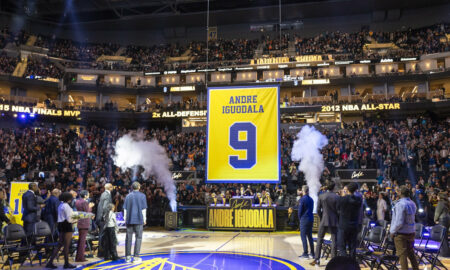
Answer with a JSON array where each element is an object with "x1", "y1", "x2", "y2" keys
[
  {"x1": 291, "y1": 125, "x2": 328, "y2": 212},
  {"x1": 113, "y1": 132, "x2": 177, "y2": 212}
]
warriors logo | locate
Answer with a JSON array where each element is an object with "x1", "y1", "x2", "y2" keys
[{"x1": 80, "y1": 251, "x2": 304, "y2": 270}]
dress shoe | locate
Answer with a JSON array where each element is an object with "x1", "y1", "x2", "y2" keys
[{"x1": 46, "y1": 263, "x2": 57, "y2": 269}]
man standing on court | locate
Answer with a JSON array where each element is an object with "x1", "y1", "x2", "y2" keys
[
  {"x1": 310, "y1": 181, "x2": 339, "y2": 266},
  {"x1": 22, "y1": 183, "x2": 40, "y2": 237},
  {"x1": 42, "y1": 189, "x2": 61, "y2": 239},
  {"x1": 337, "y1": 182, "x2": 362, "y2": 258},
  {"x1": 298, "y1": 185, "x2": 314, "y2": 258},
  {"x1": 124, "y1": 182, "x2": 147, "y2": 264},
  {"x1": 96, "y1": 183, "x2": 113, "y2": 257},
  {"x1": 390, "y1": 186, "x2": 418, "y2": 270}
]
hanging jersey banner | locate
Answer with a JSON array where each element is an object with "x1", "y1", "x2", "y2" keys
[
  {"x1": 9, "y1": 182, "x2": 32, "y2": 226},
  {"x1": 206, "y1": 85, "x2": 280, "y2": 183}
]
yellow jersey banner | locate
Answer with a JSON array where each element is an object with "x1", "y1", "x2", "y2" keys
[
  {"x1": 9, "y1": 182, "x2": 31, "y2": 225},
  {"x1": 206, "y1": 85, "x2": 280, "y2": 183}
]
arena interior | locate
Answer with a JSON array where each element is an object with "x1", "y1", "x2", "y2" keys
[{"x1": 0, "y1": 0, "x2": 448, "y2": 269}]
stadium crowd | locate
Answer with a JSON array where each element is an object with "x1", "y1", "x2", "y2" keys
[
  {"x1": 0, "y1": 117, "x2": 446, "y2": 228},
  {"x1": 189, "y1": 38, "x2": 259, "y2": 63},
  {"x1": 296, "y1": 24, "x2": 450, "y2": 60},
  {"x1": 263, "y1": 34, "x2": 290, "y2": 56},
  {"x1": 24, "y1": 58, "x2": 64, "y2": 79},
  {"x1": 0, "y1": 23, "x2": 446, "y2": 75},
  {"x1": 46, "y1": 39, "x2": 121, "y2": 62},
  {"x1": 0, "y1": 53, "x2": 17, "y2": 75}
]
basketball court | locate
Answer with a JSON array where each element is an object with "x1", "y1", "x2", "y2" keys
[{"x1": 18, "y1": 228, "x2": 450, "y2": 270}]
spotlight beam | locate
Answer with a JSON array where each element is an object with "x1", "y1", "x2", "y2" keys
[{"x1": 104, "y1": 0, "x2": 123, "y2": 18}]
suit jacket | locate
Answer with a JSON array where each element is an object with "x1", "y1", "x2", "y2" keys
[
  {"x1": 22, "y1": 190, "x2": 39, "y2": 223},
  {"x1": 298, "y1": 194, "x2": 314, "y2": 224},
  {"x1": 338, "y1": 194, "x2": 362, "y2": 229},
  {"x1": 42, "y1": 195, "x2": 60, "y2": 231},
  {"x1": 317, "y1": 191, "x2": 339, "y2": 228},
  {"x1": 76, "y1": 198, "x2": 91, "y2": 229},
  {"x1": 96, "y1": 191, "x2": 112, "y2": 223}
]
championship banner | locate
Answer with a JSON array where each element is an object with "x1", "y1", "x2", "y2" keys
[
  {"x1": 9, "y1": 182, "x2": 31, "y2": 225},
  {"x1": 206, "y1": 85, "x2": 280, "y2": 183}
]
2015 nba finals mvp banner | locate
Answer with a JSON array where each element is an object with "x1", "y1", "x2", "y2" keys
[{"x1": 206, "y1": 85, "x2": 280, "y2": 183}]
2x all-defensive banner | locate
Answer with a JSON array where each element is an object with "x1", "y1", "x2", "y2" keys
[{"x1": 206, "y1": 85, "x2": 280, "y2": 183}]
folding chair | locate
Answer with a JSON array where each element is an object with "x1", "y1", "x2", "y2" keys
[
  {"x1": 415, "y1": 225, "x2": 447, "y2": 270},
  {"x1": 365, "y1": 226, "x2": 386, "y2": 252},
  {"x1": 357, "y1": 226, "x2": 386, "y2": 267},
  {"x1": 414, "y1": 223, "x2": 424, "y2": 243},
  {"x1": 369, "y1": 234, "x2": 399, "y2": 270},
  {"x1": 32, "y1": 221, "x2": 58, "y2": 266},
  {"x1": 377, "y1": 220, "x2": 388, "y2": 230},
  {"x1": 321, "y1": 238, "x2": 332, "y2": 260},
  {"x1": 86, "y1": 226, "x2": 99, "y2": 257},
  {"x1": 362, "y1": 218, "x2": 370, "y2": 230},
  {"x1": 358, "y1": 220, "x2": 371, "y2": 248},
  {"x1": 0, "y1": 227, "x2": 6, "y2": 262},
  {"x1": 2, "y1": 224, "x2": 33, "y2": 269}
]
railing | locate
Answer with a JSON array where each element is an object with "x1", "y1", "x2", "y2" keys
[{"x1": 289, "y1": 96, "x2": 332, "y2": 105}]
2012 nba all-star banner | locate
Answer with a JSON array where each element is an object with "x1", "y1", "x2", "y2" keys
[{"x1": 206, "y1": 85, "x2": 280, "y2": 183}]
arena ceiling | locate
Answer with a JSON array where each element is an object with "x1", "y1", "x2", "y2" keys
[{"x1": 0, "y1": 0, "x2": 448, "y2": 27}]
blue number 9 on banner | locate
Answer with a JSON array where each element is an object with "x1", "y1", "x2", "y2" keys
[{"x1": 229, "y1": 122, "x2": 256, "y2": 169}]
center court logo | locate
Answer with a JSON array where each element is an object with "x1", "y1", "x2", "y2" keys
[{"x1": 80, "y1": 251, "x2": 304, "y2": 270}]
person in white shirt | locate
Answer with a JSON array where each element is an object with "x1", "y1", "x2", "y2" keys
[
  {"x1": 102, "y1": 203, "x2": 119, "y2": 261},
  {"x1": 377, "y1": 193, "x2": 388, "y2": 221},
  {"x1": 46, "y1": 192, "x2": 78, "y2": 269}
]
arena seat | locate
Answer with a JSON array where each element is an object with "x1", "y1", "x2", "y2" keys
[
  {"x1": 32, "y1": 221, "x2": 58, "y2": 266},
  {"x1": 415, "y1": 225, "x2": 448, "y2": 270},
  {"x1": 1, "y1": 224, "x2": 33, "y2": 269}
]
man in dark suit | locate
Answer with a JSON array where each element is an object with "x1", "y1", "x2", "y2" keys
[
  {"x1": 337, "y1": 182, "x2": 362, "y2": 258},
  {"x1": 96, "y1": 183, "x2": 113, "y2": 257},
  {"x1": 310, "y1": 181, "x2": 339, "y2": 266},
  {"x1": 42, "y1": 189, "x2": 61, "y2": 238},
  {"x1": 22, "y1": 182, "x2": 40, "y2": 237},
  {"x1": 298, "y1": 185, "x2": 314, "y2": 258}
]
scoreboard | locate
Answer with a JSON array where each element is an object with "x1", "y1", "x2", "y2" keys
[{"x1": 206, "y1": 85, "x2": 280, "y2": 183}]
